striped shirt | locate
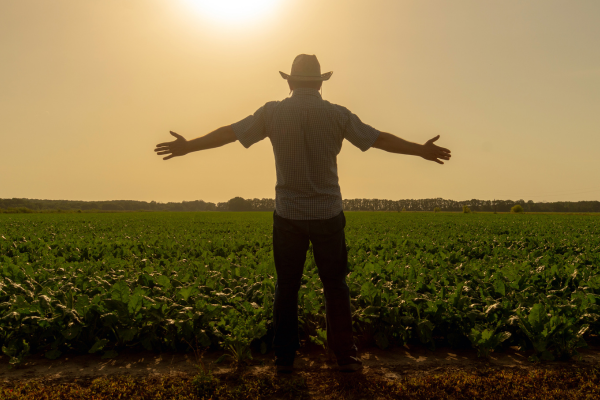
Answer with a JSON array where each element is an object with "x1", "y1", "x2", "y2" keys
[{"x1": 232, "y1": 88, "x2": 381, "y2": 220}]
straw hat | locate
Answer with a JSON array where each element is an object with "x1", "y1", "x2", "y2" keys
[{"x1": 279, "y1": 54, "x2": 333, "y2": 81}]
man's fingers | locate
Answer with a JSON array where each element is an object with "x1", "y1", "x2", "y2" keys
[
  {"x1": 426, "y1": 135, "x2": 440, "y2": 145},
  {"x1": 434, "y1": 159, "x2": 444, "y2": 164},
  {"x1": 163, "y1": 154, "x2": 175, "y2": 160},
  {"x1": 170, "y1": 131, "x2": 184, "y2": 140},
  {"x1": 156, "y1": 151, "x2": 171, "y2": 155},
  {"x1": 157, "y1": 140, "x2": 177, "y2": 147},
  {"x1": 433, "y1": 145, "x2": 451, "y2": 153}
]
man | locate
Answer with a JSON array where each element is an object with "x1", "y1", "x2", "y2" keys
[{"x1": 154, "y1": 54, "x2": 451, "y2": 373}]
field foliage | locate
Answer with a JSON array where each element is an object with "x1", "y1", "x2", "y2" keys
[{"x1": 1, "y1": 212, "x2": 600, "y2": 365}]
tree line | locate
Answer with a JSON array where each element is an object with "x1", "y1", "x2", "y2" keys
[{"x1": 1, "y1": 197, "x2": 599, "y2": 213}]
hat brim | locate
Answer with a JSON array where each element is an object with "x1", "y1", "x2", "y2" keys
[{"x1": 279, "y1": 71, "x2": 333, "y2": 81}]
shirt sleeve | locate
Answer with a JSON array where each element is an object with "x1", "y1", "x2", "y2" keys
[
  {"x1": 231, "y1": 105, "x2": 268, "y2": 149},
  {"x1": 343, "y1": 110, "x2": 381, "y2": 152}
]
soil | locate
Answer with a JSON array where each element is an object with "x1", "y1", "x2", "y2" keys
[{"x1": 2, "y1": 344, "x2": 600, "y2": 384}]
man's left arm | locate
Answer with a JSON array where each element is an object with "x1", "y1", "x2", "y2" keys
[
  {"x1": 154, "y1": 126, "x2": 237, "y2": 160},
  {"x1": 372, "y1": 132, "x2": 451, "y2": 165}
]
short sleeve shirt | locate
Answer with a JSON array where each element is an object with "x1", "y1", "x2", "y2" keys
[{"x1": 231, "y1": 88, "x2": 380, "y2": 220}]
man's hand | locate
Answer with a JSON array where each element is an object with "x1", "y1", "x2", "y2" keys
[
  {"x1": 420, "y1": 135, "x2": 451, "y2": 165},
  {"x1": 372, "y1": 132, "x2": 452, "y2": 164},
  {"x1": 155, "y1": 131, "x2": 189, "y2": 160},
  {"x1": 154, "y1": 126, "x2": 238, "y2": 160}
]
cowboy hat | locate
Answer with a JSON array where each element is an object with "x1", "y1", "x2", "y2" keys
[{"x1": 279, "y1": 54, "x2": 333, "y2": 81}]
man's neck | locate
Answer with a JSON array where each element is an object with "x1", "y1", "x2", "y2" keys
[{"x1": 292, "y1": 87, "x2": 322, "y2": 97}]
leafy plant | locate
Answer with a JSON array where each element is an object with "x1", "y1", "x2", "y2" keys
[
  {"x1": 517, "y1": 303, "x2": 588, "y2": 361},
  {"x1": 310, "y1": 328, "x2": 328, "y2": 350},
  {"x1": 511, "y1": 204, "x2": 524, "y2": 213},
  {"x1": 192, "y1": 371, "x2": 220, "y2": 399},
  {"x1": 215, "y1": 311, "x2": 267, "y2": 366},
  {"x1": 467, "y1": 325, "x2": 511, "y2": 358},
  {"x1": 1, "y1": 211, "x2": 598, "y2": 365}
]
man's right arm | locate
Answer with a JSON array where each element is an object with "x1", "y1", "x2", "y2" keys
[
  {"x1": 372, "y1": 132, "x2": 451, "y2": 165},
  {"x1": 154, "y1": 126, "x2": 237, "y2": 160}
]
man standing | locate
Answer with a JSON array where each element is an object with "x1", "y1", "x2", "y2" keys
[{"x1": 154, "y1": 54, "x2": 451, "y2": 373}]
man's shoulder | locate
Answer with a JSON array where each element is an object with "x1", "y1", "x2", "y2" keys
[
  {"x1": 262, "y1": 100, "x2": 281, "y2": 110},
  {"x1": 320, "y1": 100, "x2": 352, "y2": 123},
  {"x1": 268, "y1": 97, "x2": 350, "y2": 119},
  {"x1": 258, "y1": 100, "x2": 282, "y2": 119},
  {"x1": 321, "y1": 100, "x2": 349, "y2": 113}
]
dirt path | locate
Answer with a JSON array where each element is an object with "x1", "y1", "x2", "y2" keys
[{"x1": 3, "y1": 344, "x2": 600, "y2": 384}]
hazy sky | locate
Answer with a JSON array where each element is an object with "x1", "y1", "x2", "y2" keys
[{"x1": 1, "y1": 0, "x2": 599, "y2": 203}]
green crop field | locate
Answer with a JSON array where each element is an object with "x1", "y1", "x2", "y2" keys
[{"x1": 1, "y1": 212, "x2": 599, "y2": 366}]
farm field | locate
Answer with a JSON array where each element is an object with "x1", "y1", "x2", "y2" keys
[{"x1": 1, "y1": 211, "x2": 600, "y2": 369}]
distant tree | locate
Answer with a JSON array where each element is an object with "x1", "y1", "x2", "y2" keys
[
  {"x1": 434, "y1": 207, "x2": 441, "y2": 213},
  {"x1": 462, "y1": 205, "x2": 471, "y2": 214},
  {"x1": 511, "y1": 204, "x2": 524, "y2": 213},
  {"x1": 3, "y1": 197, "x2": 600, "y2": 213},
  {"x1": 227, "y1": 197, "x2": 252, "y2": 211}
]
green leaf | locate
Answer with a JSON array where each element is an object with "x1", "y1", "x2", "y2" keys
[
  {"x1": 103, "y1": 300, "x2": 128, "y2": 317},
  {"x1": 128, "y1": 293, "x2": 143, "y2": 315},
  {"x1": 481, "y1": 329, "x2": 494, "y2": 341},
  {"x1": 141, "y1": 335, "x2": 154, "y2": 351},
  {"x1": 362, "y1": 306, "x2": 380, "y2": 316},
  {"x1": 374, "y1": 331, "x2": 389, "y2": 349},
  {"x1": 155, "y1": 275, "x2": 171, "y2": 288},
  {"x1": 215, "y1": 354, "x2": 229, "y2": 364},
  {"x1": 416, "y1": 320, "x2": 434, "y2": 344},
  {"x1": 74, "y1": 295, "x2": 90, "y2": 317},
  {"x1": 180, "y1": 286, "x2": 199, "y2": 301},
  {"x1": 528, "y1": 303, "x2": 547, "y2": 331},
  {"x1": 494, "y1": 331, "x2": 511, "y2": 343},
  {"x1": 62, "y1": 323, "x2": 82, "y2": 340},
  {"x1": 118, "y1": 327, "x2": 138, "y2": 342},
  {"x1": 89, "y1": 339, "x2": 109, "y2": 354},
  {"x1": 493, "y1": 280, "x2": 506, "y2": 297},
  {"x1": 198, "y1": 331, "x2": 211, "y2": 348},
  {"x1": 45, "y1": 349, "x2": 62, "y2": 360},
  {"x1": 111, "y1": 281, "x2": 130, "y2": 303},
  {"x1": 39, "y1": 295, "x2": 52, "y2": 311}
]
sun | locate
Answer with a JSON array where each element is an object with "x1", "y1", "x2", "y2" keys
[{"x1": 185, "y1": 0, "x2": 280, "y2": 23}]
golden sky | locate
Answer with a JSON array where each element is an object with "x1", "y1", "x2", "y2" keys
[{"x1": 1, "y1": 0, "x2": 599, "y2": 203}]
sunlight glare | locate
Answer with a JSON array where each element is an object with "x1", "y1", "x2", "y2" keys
[{"x1": 185, "y1": 0, "x2": 280, "y2": 23}]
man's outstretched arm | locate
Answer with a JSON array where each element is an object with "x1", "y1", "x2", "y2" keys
[
  {"x1": 372, "y1": 132, "x2": 451, "y2": 164},
  {"x1": 154, "y1": 126, "x2": 237, "y2": 160}
]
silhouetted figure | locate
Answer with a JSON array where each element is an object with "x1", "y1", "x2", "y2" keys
[{"x1": 154, "y1": 54, "x2": 451, "y2": 373}]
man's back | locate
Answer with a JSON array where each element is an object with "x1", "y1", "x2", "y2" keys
[{"x1": 232, "y1": 88, "x2": 380, "y2": 220}]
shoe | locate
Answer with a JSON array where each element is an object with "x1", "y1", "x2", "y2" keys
[
  {"x1": 336, "y1": 356, "x2": 363, "y2": 372},
  {"x1": 276, "y1": 363, "x2": 294, "y2": 373}
]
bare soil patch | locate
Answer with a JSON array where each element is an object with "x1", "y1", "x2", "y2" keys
[{"x1": 2, "y1": 344, "x2": 600, "y2": 384}]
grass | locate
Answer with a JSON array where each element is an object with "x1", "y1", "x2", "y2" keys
[{"x1": 2, "y1": 367, "x2": 600, "y2": 399}]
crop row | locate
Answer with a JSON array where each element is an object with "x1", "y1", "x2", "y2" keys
[{"x1": 1, "y1": 212, "x2": 599, "y2": 365}]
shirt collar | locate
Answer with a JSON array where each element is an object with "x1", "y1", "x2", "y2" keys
[{"x1": 291, "y1": 88, "x2": 322, "y2": 99}]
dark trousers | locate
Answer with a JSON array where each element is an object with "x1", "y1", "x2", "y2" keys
[{"x1": 272, "y1": 210, "x2": 357, "y2": 359}]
